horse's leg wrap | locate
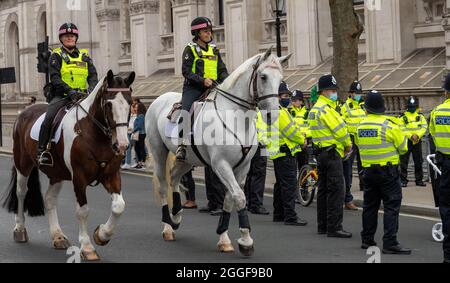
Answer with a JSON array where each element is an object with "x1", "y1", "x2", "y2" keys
[
  {"x1": 162, "y1": 205, "x2": 180, "y2": 230},
  {"x1": 216, "y1": 211, "x2": 231, "y2": 235},
  {"x1": 172, "y1": 192, "x2": 182, "y2": 216},
  {"x1": 238, "y1": 209, "x2": 251, "y2": 232}
]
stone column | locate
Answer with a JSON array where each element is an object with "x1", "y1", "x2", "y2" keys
[
  {"x1": 172, "y1": 0, "x2": 207, "y2": 76},
  {"x1": 287, "y1": 0, "x2": 332, "y2": 69},
  {"x1": 17, "y1": 0, "x2": 37, "y2": 98},
  {"x1": 223, "y1": 0, "x2": 262, "y2": 70},
  {"x1": 129, "y1": 0, "x2": 160, "y2": 77},
  {"x1": 365, "y1": 0, "x2": 416, "y2": 64},
  {"x1": 444, "y1": 0, "x2": 450, "y2": 70},
  {"x1": 96, "y1": 2, "x2": 121, "y2": 74}
]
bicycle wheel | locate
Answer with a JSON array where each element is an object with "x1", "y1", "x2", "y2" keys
[{"x1": 297, "y1": 164, "x2": 318, "y2": 207}]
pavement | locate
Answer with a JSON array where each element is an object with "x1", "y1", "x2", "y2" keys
[
  {"x1": 0, "y1": 155, "x2": 444, "y2": 263},
  {"x1": 0, "y1": 145, "x2": 440, "y2": 218}
]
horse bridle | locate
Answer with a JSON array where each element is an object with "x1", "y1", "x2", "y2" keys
[
  {"x1": 213, "y1": 56, "x2": 279, "y2": 110},
  {"x1": 76, "y1": 87, "x2": 132, "y2": 141}
]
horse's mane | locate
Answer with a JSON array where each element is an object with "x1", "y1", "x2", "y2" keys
[{"x1": 219, "y1": 53, "x2": 282, "y2": 90}]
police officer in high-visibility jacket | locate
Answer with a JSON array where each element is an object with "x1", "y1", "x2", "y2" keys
[
  {"x1": 355, "y1": 90, "x2": 411, "y2": 255},
  {"x1": 37, "y1": 23, "x2": 98, "y2": 165},
  {"x1": 341, "y1": 81, "x2": 366, "y2": 210},
  {"x1": 399, "y1": 96, "x2": 428, "y2": 187},
  {"x1": 308, "y1": 75, "x2": 352, "y2": 238},
  {"x1": 243, "y1": 111, "x2": 270, "y2": 215},
  {"x1": 289, "y1": 90, "x2": 310, "y2": 174},
  {"x1": 267, "y1": 82, "x2": 307, "y2": 226},
  {"x1": 429, "y1": 74, "x2": 450, "y2": 263}
]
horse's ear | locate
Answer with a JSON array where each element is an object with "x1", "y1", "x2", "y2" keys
[
  {"x1": 107, "y1": 70, "x2": 114, "y2": 87},
  {"x1": 262, "y1": 46, "x2": 274, "y2": 61},
  {"x1": 279, "y1": 53, "x2": 293, "y2": 66},
  {"x1": 125, "y1": 72, "x2": 136, "y2": 87}
]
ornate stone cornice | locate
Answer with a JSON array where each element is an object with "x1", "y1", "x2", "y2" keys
[
  {"x1": 129, "y1": 0, "x2": 159, "y2": 16},
  {"x1": 96, "y1": 9, "x2": 121, "y2": 22}
]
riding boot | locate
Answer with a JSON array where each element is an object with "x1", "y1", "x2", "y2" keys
[{"x1": 176, "y1": 144, "x2": 187, "y2": 161}]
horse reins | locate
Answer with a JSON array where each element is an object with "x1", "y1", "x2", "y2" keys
[{"x1": 74, "y1": 87, "x2": 132, "y2": 186}]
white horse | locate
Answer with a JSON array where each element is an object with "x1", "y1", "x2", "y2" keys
[{"x1": 145, "y1": 48, "x2": 291, "y2": 256}]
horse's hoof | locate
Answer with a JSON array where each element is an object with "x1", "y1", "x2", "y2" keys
[
  {"x1": 53, "y1": 235, "x2": 71, "y2": 250},
  {"x1": 238, "y1": 243, "x2": 254, "y2": 257},
  {"x1": 81, "y1": 249, "x2": 101, "y2": 262},
  {"x1": 218, "y1": 243, "x2": 235, "y2": 253},
  {"x1": 163, "y1": 231, "x2": 175, "y2": 241},
  {"x1": 93, "y1": 225, "x2": 110, "y2": 246},
  {"x1": 14, "y1": 229, "x2": 28, "y2": 243}
]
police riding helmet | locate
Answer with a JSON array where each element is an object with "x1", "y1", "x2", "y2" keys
[
  {"x1": 364, "y1": 90, "x2": 385, "y2": 114},
  {"x1": 59, "y1": 23, "x2": 79, "y2": 43},
  {"x1": 191, "y1": 17, "x2": 213, "y2": 38}
]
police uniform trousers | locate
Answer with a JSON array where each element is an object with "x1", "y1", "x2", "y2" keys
[
  {"x1": 244, "y1": 146, "x2": 267, "y2": 211},
  {"x1": 204, "y1": 166, "x2": 226, "y2": 211},
  {"x1": 439, "y1": 156, "x2": 450, "y2": 261},
  {"x1": 400, "y1": 140, "x2": 424, "y2": 184},
  {"x1": 273, "y1": 154, "x2": 298, "y2": 223},
  {"x1": 181, "y1": 85, "x2": 204, "y2": 112},
  {"x1": 38, "y1": 95, "x2": 71, "y2": 150},
  {"x1": 361, "y1": 165, "x2": 402, "y2": 248},
  {"x1": 317, "y1": 148, "x2": 345, "y2": 233}
]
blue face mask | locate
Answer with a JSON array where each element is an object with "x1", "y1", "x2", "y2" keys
[
  {"x1": 354, "y1": 95, "x2": 362, "y2": 102},
  {"x1": 280, "y1": 98, "x2": 291, "y2": 108},
  {"x1": 329, "y1": 92, "x2": 338, "y2": 102}
]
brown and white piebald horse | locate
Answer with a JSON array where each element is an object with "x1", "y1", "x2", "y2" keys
[{"x1": 2, "y1": 70, "x2": 135, "y2": 261}]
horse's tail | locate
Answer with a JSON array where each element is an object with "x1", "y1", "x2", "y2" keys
[{"x1": 1, "y1": 166, "x2": 45, "y2": 217}]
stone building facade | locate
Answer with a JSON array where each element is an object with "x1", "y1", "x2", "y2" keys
[{"x1": 1, "y1": 0, "x2": 450, "y2": 146}]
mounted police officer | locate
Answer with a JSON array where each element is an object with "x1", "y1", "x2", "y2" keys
[
  {"x1": 341, "y1": 81, "x2": 366, "y2": 210},
  {"x1": 268, "y1": 82, "x2": 307, "y2": 226},
  {"x1": 399, "y1": 96, "x2": 428, "y2": 187},
  {"x1": 429, "y1": 74, "x2": 450, "y2": 263},
  {"x1": 355, "y1": 90, "x2": 411, "y2": 255},
  {"x1": 176, "y1": 17, "x2": 229, "y2": 161},
  {"x1": 308, "y1": 75, "x2": 352, "y2": 238},
  {"x1": 37, "y1": 23, "x2": 98, "y2": 165}
]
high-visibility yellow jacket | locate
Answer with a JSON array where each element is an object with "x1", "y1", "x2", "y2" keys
[
  {"x1": 256, "y1": 110, "x2": 269, "y2": 146},
  {"x1": 266, "y1": 108, "x2": 305, "y2": 160},
  {"x1": 340, "y1": 98, "x2": 366, "y2": 136},
  {"x1": 430, "y1": 98, "x2": 450, "y2": 155},
  {"x1": 308, "y1": 95, "x2": 351, "y2": 158},
  {"x1": 188, "y1": 42, "x2": 218, "y2": 81},
  {"x1": 53, "y1": 47, "x2": 89, "y2": 92},
  {"x1": 355, "y1": 114, "x2": 408, "y2": 168},
  {"x1": 398, "y1": 110, "x2": 428, "y2": 142},
  {"x1": 289, "y1": 106, "x2": 311, "y2": 138}
]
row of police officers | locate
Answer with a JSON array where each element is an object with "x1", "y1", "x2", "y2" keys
[{"x1": 258, "y1": 73, "x2": 450, "y2": 261}]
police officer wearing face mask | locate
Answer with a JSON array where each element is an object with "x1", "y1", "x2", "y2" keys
[
  {"x1": 340, "y1": 81, "x2": 366, "y2": 210},
  {"x1": 399, "y1": 96, "x2": 428, "y2": 188},
  {"x1": 267, "y1": 82, "x2": 308, "y2": 226},
  {"x1": 429, "y1": 73, "x2": 450, "y2": 263},
  {"x1": 308, "y1": 75, "x2": 353, "y2": 238}
]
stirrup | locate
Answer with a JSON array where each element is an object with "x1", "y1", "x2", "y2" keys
[
  {"x1": 176, "y1": 145, "x2": 187, "y2": 161},
  {"x1": 38, "y1": 151, "x2": 54, "y2": 167}
]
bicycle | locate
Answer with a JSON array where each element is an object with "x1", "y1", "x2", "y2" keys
[{"x1": 297, "y1": 142, "x2": 319, "y2": 207}]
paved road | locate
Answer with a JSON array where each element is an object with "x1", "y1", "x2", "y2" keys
[{"x1": 0, "y1": 155, "x2": 444, "y2": 263}]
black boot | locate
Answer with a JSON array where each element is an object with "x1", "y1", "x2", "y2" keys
[
  {"x1": 176, "y1": 144, "x2": 187, "y2": 161},
  {"x1": 37, "y1": 146, "x2": 52, "y2": 166}
]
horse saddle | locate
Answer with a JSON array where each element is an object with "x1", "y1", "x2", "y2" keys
[
  {"x1": 30, "y1": 105, "x2": 72, "y2": 144},
  {"x1": 166, "y1": 89, "x2": 212, "y2": 123}
]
